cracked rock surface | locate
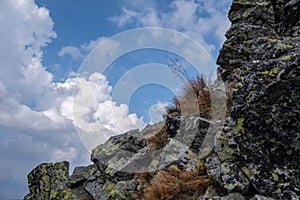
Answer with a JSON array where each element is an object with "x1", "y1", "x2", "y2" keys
[{"x1": 24, "y1": 0, "x2": 299, "y2": 199}]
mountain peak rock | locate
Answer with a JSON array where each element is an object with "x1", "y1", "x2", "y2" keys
[{"x1": 24, "y1": 0, "x2": 299, "y2": 199}]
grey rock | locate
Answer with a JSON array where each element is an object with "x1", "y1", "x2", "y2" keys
[
  {"x1": 205, "y1": 153, "x2": 251, "y2": 193},
  {"x1": 198, "y1": 192, "x2": 246, "y2": 200},
  {"x1": 85, "y1": 180, "x2": 105, "y2": 200},
  {"x1": 250, "y1": 194, "x2": 276, "y2": 200},
  {"x1": 24, "y1": 161, "x2": 74, "y2": 200},
  {"x1": 24, "y1": 1, "x2": 300, "y2": 199},
  {"x1": 216, "y1": 0, "x2": 300, "y2": 199}
]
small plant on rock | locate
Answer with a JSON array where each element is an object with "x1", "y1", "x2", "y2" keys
[
  {"x1": 136, "y1": 160, "x2": 213, "y2": 200},
  {"x1": 144, "y1": 125, "x2": 169, "y2": 151},
  {"x1": 166, "y1": 58, "x2": 232, "y2": 118}
]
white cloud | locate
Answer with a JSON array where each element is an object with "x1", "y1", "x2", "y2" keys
[
  {"x1": 72, "y1": 73, "x2": 145, "y2": 150},
  {"x1": 0, "y1": 0, "x2": 56, "y2": 98},
  {"x1": 119, "y1": 0, "x2": 157, "y2": 11},
  {"x1": 166, "y1": 0, "x2": 199, "y2": 29},
  {"x1": 111, "y1": 7, "x2": 161, "y2": 27},
  {"x1": 110, "y1": 0, "x2": 231, "y2": 56},
  {"x1": 80, "y1": 37, "x2": 107, "y2": 52},
  {"x1": 0, "y1": 0, "x2": 232, "y2": 198},
  {"x1": 58, "y1": 46, "x2": 83, "y2": 60},
  {"x1": 149, "y1": 101, "x2": 169, "y2": 124},
  {"x1": 58, "y1": 37, "x2": 107, "y2": 61},
  {"x1": 52, "y1": 147, "x2": 77, "y2": 161},
  {"x1": 0, "y1": 0, "x2": 144, "y2": 198}
]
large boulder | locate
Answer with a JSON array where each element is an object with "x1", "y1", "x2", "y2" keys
[
  {"x1": 210, "y1": 0, "x2": 300, "y2": 199},
  {"x1": 24, "y1": 161, "x2": 74, "y2": 200}
]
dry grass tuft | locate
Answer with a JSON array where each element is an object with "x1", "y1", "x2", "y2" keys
[
  {"x1": 166, "y1": 74, "x2": 212, "y2": 118},
  {"x1": 137, "y1": 161, "x2": 212, "y2": 200},
  {"x1": 80, "y1": 197, "x2": 93, "y2": 200},
  {"x1": 166, "y1": 58, "x2": 232, "y2": 118},
  {"x1": 167, "y1": 74, "x2": 233, "y2": 118},
  {"x1": 144, "y1": 126, "x2": 170, "y2": 151}
]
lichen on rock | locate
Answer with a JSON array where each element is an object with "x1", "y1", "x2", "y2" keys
[
  {"x1": 215, "y1": 0, "x2": 300, "y2": 199},
  {"x1": 24, "y1": 161, "x2": 74, "y2": 200},
  {"x1": 24, "y1": 0, "x2": 300, "y2": 199}
]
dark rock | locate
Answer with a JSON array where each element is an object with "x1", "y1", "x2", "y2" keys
[
  {"x1": 164, "y1": 112, "x2": 181, "y2": 137},
  {"x1": 24, "y1": 161, "x2": 74, "y2": 200},
  {"x1": 198, "y1": 192, "x2": 246, "y2": 200},
  {"x1": 84, "y1": 180, "x2": 104, "y2": 200},
  {"x1": 250, "y1": 194, "x2": 276, "y2": 200},
  {"x1": 215, "y1": 0, "x2": 300, "y2": 199},
  {"x1": 205, "y1": 152, "x2": 252, "y2": 194},
  {"x1": 24, "y1": 0, "x2": 300, "y2": 199}
]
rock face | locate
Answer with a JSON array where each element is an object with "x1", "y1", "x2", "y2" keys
[
  {"x1": 24, "y1": 0, "x2": 299, "y2": 199},
  {"x1": 24, "y1": 115, "x2": 210, "y2": 200},
  {"x1": 24, "y1": 161, "x2": 74, "y2": 200},
  {"x1": 213, "y1": 0, "x2": 300, "y2": 199}
]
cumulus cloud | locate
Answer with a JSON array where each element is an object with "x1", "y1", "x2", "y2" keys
[
  {"x1": 58, "y1": 46, "x2": 84, "y2": 60},
  {"x1": 0, "y1": 69, "x2": 144, "y2": 198},
  {"x1": 58, "y1": 37, "x2": 107, "y2": 61},
  {"x1": 0, "y1": 0, "x2": 144, "y2": 198},
  {"x1": 0, "y1": 0, "x2": 232, "y2": 198},
  {"x1": 72, "y1": 73, "x2": 145, "y2": 150},
  {"x1": 0, "y1": 0, "x2": 56, "y2": 98},
  {"x1": 110, "y1": 0, "x2": 232, "y2": 56}
]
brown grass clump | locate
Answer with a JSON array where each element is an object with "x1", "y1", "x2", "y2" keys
[
  {"x1": 80, "y1": 197, "x2": 93, "y2": 200},
  {"x1": 166, "y1": 74, "x2": 212, "y2": 118},
  {"x1": 137, "y1": 161, "x2": 213, "y2": 200},
  {"x1": 144, "y1": 126, "x2": 170, "y2": 151},
  {"x1": 166, "y1": 58, "x2": 232, "y2": 118}
]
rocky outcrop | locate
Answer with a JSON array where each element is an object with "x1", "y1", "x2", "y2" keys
[
  {"x1": 212, "y1": 0, "x2": 300, "y2": 199},
  {"x1": 24, "y1": 0, "x2": 299, "y2": 199},
  {"x1": 24, "y1": 115, "x2": 212, "y2": 199},
  {"x1": 24, "y1": 161, "x2": 74, "y2": 200}
]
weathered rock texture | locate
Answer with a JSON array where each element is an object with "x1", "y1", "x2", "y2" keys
[
  {"x1": 24, "y1": 161, "x2": 74, "y2": 200},
  {"x1": 214, "y1": 0, "x2": 300, "y2": 199},
  {"x1": 24, "y1": 0, "x2": 300, "y2": 199},
  {"x1": 24, "y1": 115, "x2": 211, "y2": 200}
]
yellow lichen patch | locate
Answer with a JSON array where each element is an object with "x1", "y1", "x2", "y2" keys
[
  {"x1": 265, "y1": 118, "x2": 273, "y2": 125},
  {"x1": 223, "y1": 165, "x2": 231, "y2": 173},
  {"x1": 242, "y1": 167, "x2": 254, "y2": 178},
  {"x1": 268, "y1": 38, "x2": 278, "y2": 43},
  {"x1": 168, "y1": 164, "x2": 181, "y2": 172},
  {"x1": 272, "y1": 172, "x2": 279, "y2": 181},
  {"x1": 237, "y1": 118, "x2": 245, "y2": 133},
  {"x1": 258, "y1": 66, "x2": 279, "y2": 77},
  {"x1": 148, "y1": 159, "x2": 159, "y2": 171},
  {"x1": 279, "y1": 183, "x2": 290, "y2": 188},
  {"x1": 275, "y1": 43, "x2": 293, "y2": 49},
  {"x1": 281, "y1": 54, "x2": 292, "y2": 61},
  {"x1": 246, "y1": 91, "x2": 254, "y2": 101}
]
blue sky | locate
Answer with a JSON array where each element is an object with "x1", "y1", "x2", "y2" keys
[{"x1": 0, "y1": 0, "x2": 232, "y2": 198}]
